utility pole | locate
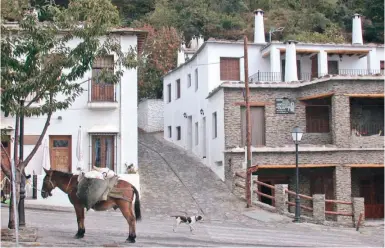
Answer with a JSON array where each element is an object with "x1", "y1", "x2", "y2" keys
[
  {"x1": 244, "y1": 35, "x2": 252, "y2": 208},
  {"x1": 19, "y1": 99, "x2": 26, "y2": 227}
]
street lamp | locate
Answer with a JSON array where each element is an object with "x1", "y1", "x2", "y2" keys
[
  {"x1": 19, "y1": 98, "x2": 26, "y2": 227},
  {"x1": 291, "y1": 126, "x2": 303, "y2": 223}
]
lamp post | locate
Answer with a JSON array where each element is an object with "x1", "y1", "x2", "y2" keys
[{"x1": 291, "y1": 126, "x2": 303, "y2": 223}]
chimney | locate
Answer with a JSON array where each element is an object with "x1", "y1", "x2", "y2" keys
[
  {"x1": 284, "y1": 40, "x2": 298, "y2": 82},
  {"x1": 177, "y1": 43, "x2": 185, "y2": 66},
  {"x1": 197, "y1": 35, "x2": 204, "y2": 49},
  {"x1": 352, "y1": 13, "x2": 363, "y2": 45},
  {"x1": 254, "y1": 9, "x2": 266, "y2": 43}
]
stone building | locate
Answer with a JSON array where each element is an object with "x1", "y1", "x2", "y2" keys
[{"x1": 162, "y1": 9, "x2": 384, "y2": 219}]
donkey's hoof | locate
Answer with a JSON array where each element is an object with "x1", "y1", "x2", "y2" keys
[
  {"x1": 126, "y1": 235, "x2": 136, "y2": 243},
  {"x1": 126, "y1": 238, "x2": 136, "y2": 243},
  {"x1": 74, "y1": 234, "x2": 84, "y2": 239}
]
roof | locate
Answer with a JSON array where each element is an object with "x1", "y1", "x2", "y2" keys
[
  {"x1": 206, "y1": 75, "x2": 385, "y2": 99},
  {"x1": 2, "y1": 22, "x2": 148, "y2": 35}
]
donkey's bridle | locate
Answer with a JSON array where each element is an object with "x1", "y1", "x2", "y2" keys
[{"x1": 46, "y1": 171, "x2": 75, "y2": 194}]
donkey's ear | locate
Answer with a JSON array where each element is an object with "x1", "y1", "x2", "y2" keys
[{"x1": 43, "y1": 167, "x2": 49, "y2": 174}]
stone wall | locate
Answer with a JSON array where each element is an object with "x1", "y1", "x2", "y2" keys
[
  {"x1": 225, "y1": 149, "x2": 383, "y2": 169},
  {"x1": 138, "y1": 99, "x2": 164, "y2": 132},
  {"x1": 223, "y1": 79, "x2": 384, "y2": 149}
]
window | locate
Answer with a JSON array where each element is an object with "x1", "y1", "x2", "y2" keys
[
  {"x1": 176, "y1": 79, "x2": 181, "y2": 99},
  {"x1": 167, "y1": 84, "x2": 171, "y2": 103},
  {"x1": 195, "y1": 122, "x2": 199, "y2": 145},
  {"x1": 187, "y1": 74, "x2": 191, "y2": 88},
  {"x1": 176, "y1": 126, "x2": 181, "y2": 140},
  {"x1": 91, "y1": 56, "x2": 115, "y2": 102},
  {"x1": 241, "y1": 106, "x2": 266, "y2": 146},
  {"x1": 92, "y1": 135, "x2": 115, "y2": 171},
  {"x1": 195, "y1": 68, "x2": 198, "y2": 91},
  {"x1": 350, "y1": 98, "x2": 384, "y2": 136},
  {"x1": 212, "y1": 112, "x2": 217, "y2": 139},
  {"x1": 168, "y1": 126, "x2": 172, "y2": 138},
  {"x1": 306, "y1": 106, "x2": 330, "y2": 133},
  {"x1": 220, "y1": 57, "x2": 240, "y2": 81},
  {"x1": 381, "y1": 61, "x2": 384, "y2": 75}
]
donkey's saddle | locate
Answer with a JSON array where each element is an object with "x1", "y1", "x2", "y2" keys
[{"x1": 76, "y1": 175, "x2": 119, "y2": 210}]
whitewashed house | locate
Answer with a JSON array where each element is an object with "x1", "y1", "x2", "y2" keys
[
  {"x1": 1, "y1": 26, "x2": 146, "y2": 206},
  {"x1": 162, "y1": 9, "x2": 384, "y2": 185}
]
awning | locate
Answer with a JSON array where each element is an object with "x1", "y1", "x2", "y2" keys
[
  {"x1": 0, "y1": 123, "x2": 14, "y2": 130},
  {"x1": 88, "y1": 125, "x2": 119, "y2": 134}
]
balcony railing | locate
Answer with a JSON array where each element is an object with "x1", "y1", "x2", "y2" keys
[
  {"x1": 351, "y1": 122, "x2": 384, "y2": 136},
  {"x1": 88, "y1": 80, "x2": 116, "y2": 102},
  {"x1": 338, "y1": 69, "x2": 384, "y2": 76},
  {"x1": 249, "y1": 71, "x2": 312, "y2": 82}
]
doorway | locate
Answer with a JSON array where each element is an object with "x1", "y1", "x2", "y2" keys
[{"x1": 49, "y1": 135, "x2": 72, "y2": 172}]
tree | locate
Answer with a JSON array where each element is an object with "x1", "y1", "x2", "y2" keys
[
  {"x1": 1, "y1": 0, "x2": 139, "y2": 229},
  {"x1": 137, "y1": 25, "x2": 181, "y2": 99}
]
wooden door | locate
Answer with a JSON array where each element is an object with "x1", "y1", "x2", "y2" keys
[
  {"x1": 49, "y1": 135, "x2": 72, "y2": 172},
  {"x1": 241, "y1": 106, "x2": 266, "y2": 147},
  {"x1": 311, "y1": 54, "x2": 318, "y2": 78},
  {"x1": 361, "y1": 176, "x2": 384, "y2": 219}
]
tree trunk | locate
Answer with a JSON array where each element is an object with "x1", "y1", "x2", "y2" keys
[{"x1": 8, "y1": 114, "x2": 20, "y2": 229}]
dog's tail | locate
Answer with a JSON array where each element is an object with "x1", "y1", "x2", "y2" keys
[{"x1": 132, "y1": 185, "x2": 141, "y2": 221}]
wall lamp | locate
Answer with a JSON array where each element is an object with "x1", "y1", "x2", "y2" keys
[
  {"x1": 183, "y1": 113, "x2": 187, "y2": 118},
  {"x1": 200, "y1": 109, "x2": 204, "y2": 115}
]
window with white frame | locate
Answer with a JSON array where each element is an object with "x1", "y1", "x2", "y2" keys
[
  {"x1": 90, "y1": 134, "x2": 117, "y2": 171},
  {"x1": 195, "y1": 68, "x2": 198, "y2": 91},
  {"x1": 176, "y1": 79, "x2": 181, "y2": 99},
  {"x1": 168, "y1": 126, "x2": 172, "y2": 138},
  {"x1": 195, "y1": 122, "x2": 199, "y2": 145},
  {"x1": 167, "y1": 84, "x2": 171, "y2": 103},
  {"x1": 176, "y1": 126, "x2": 181, "y2": 140},
  {"x1": 212, "y1": 112, "x2": 217, "y2": 139},
  {"x1": 187, "y1": 74, "x2": 191, "y2": 88}
]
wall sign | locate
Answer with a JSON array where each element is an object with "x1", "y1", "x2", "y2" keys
[{"x1": 275, "y1": 98, "x2": 295, "y2": 114}]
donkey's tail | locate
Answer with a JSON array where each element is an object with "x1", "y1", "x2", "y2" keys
[{"x1": 132, "y1": 185, "x2": 141, "y2": 221}]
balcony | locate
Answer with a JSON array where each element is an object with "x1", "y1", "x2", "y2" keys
[
  {"x1": 249, "y1": 71, "x2": 311, "y2": 83},
  {"x1": 87, "y1": 80, "x2": 118, "y2": 110},
  {"x1": 249, "y1": 69, "x2": 384, "y2": 83}
]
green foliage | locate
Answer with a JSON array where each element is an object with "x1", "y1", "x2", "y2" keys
[
  {"x1": 137, "y1": 25, "x2": 182, "y2": 99},
  {"x1": 287, "y1": 23, "x2": 346, "y2": 43}
]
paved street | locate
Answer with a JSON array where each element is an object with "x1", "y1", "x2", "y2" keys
[
  {"x1": 1, "y1": 208, "x2": 384, "y2": 247},
  {"x1": 1, "y1": 131, "x2": 384, "y2": 247}
]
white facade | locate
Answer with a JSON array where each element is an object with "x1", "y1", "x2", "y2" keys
[
  {"x1": 138, "y1": 99, "x2": 164, "y2": 132},
  {"x1": 163, "y1": 12, "x2": 385, "y2": 181},
  {"x1": 1, "y1": 29, "x2": 144, "y2": 204}
]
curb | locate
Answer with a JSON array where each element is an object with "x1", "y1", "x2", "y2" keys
[{"x1": 1, "y1": 203, "x2": 73, "y2": 213}]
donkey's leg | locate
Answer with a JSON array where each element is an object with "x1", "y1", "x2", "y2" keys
[
  {"x1": 74, "y1": 204, "x2": 86, "y2": 239},
  {"x1": 116, "y1": 199, "x2": 136, "y2": 243}
]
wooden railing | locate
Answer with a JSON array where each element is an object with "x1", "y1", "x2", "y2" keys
[
  {"x1": 253, "y1": 180, "x2": 275, "y2": 204},
  {"x1": 285, "y1": 189, "x2": 313, "y2": 212},
  {"x1": 324, "y1": 199, "x2": 353, "y2": 216}
]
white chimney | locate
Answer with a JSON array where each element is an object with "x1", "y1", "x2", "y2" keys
[
  {"x1": 254, "y1": 9, "x2": 266, "y2": 43},
  {"x1": 352, "y1": 13, "x2": 363, "y2": 45},
  {"x1": 284, "y1": 40, "x2": 298, "y2": 82},
  {"x1": 177, "y1": 44, "x2": 185, "y2": 67},
  {"x1": 197, "y1": 35, "x2": 204, "y2": 49}
]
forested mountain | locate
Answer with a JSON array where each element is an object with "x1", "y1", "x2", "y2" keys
[{"x1": 2, "y1": 0, "x2": 384, "y2": 99}]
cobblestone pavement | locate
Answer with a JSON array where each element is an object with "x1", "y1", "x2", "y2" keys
[
  {"x1": 138, "y1": 131, "x2": 252, "y2": 223},
  {"x1": 1, "y1": 208, "x2": 384, "y2": 247}
]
